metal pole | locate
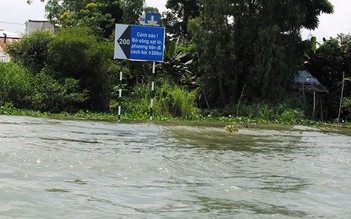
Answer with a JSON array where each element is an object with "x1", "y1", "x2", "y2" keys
[
  {"x1": 118, "y1": 71, "x2": 123, "y2": 122},
  {"x1": 150, "y1": 62, "x2": 156, "y2": 121}
]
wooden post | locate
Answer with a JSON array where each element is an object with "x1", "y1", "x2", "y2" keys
[
  {"x1": 338, "y1": 72, "x2": 345, "y2": 123},
  {"x1": 320, "y1": 96, "x2": 324, "y2": 121},
  {"x1": 312, "y1": 91, "x2": 316, "y2": 119},
  {"x1": 236, "y1": 83, "x2": 247, "y2": 117},
  {"x1": 302, "y1": 84, "x2": 306, "y2": 108}
]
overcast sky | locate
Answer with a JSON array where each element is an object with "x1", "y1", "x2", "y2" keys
[{"x1": 0, "y1": 0, "x2": 350, "y2": 42}]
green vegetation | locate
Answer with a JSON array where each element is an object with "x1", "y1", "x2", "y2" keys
[
  {"x1": 8, "y1": 31, "x2": 52, "y2": 73},
  {"x1": 117, "y1": 80, "x2": 199, "y2": 118},
  {"x1": 307, "y1": 34, "x2": 351, "y2": 120},
  {"x1": 0, "y1": 62, "x2": 32, "y2": 108},
  {"x1": 188, "y1": 0, "x2": 333, "y2": 106},
  {"x1": 0, "y1": 62, "x2": 87, "y2": 112},
  {"x1": 3, "y1": 0, "x2": 351, "y2": 127}
]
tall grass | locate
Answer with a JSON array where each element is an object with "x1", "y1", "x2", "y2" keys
[
  {"x1": 121, "y1": 80, "x2": 200, "y2": 118},
  {"x1": 156, "y1": 81, "x2": 199, "y2": 117}
]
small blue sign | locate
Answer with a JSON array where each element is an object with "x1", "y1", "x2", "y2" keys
[
  {"x1": 114, "y1": 24, "x2": 165, "y2": 62},
  {"x1": 145, "y1": 13, "x2": 161, "y2": 26}
]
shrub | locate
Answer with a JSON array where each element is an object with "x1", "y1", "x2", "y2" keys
[
  {"x1": 276, "y1": 108, "x2": 304, "y2": 124},
  {"x1": 121, "y1": 80, "x2": 200, "y2": 117},
  {"x1": 29, "y1": 71, "x2": 88, "y2": 113},
  {"x1": 46, "y1": 27, "x2": 115, "y2": 111},
  {"x1": 8, "y1": 27, "x2": 116, "y2": 112},
  {"x1": 342, "y1": 97, "x2": 351, "y2": 120},
  {"x1": 0, "y1": 62, "x2": 33, "y2": 108},
  {"x1": 156, "y1": 81, "x2": 199, "y2": 117},
  {"x1": 7, "y1": 31, "x2": 53, "y2": 73},
  {"x1": 122, "y1": 83, "x2": 151, "y2": 116}
]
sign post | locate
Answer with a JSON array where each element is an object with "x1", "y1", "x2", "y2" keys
[
  {"x1": 114, "y1": 23, "x2": 165, "y2": 121},
  {"x1": 150, "y1": 62, "x2": 156, "y2": 120},
  {"x1": 118, "y1": 71, "x2": 123, "y2": 121}
]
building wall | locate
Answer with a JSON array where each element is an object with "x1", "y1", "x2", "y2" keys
[
  {"x1": 25, "y1": 20, "x2": 58, "y2": 35},
  {"x1": 0, "y1": 52, "x2": 10, "y2": 63},
  {"x1": 0, "y1": 37, "x2": 20, "y2": 63},
  {"x1": 0, "y1": 40, "x2": 9, "y2": 63}
]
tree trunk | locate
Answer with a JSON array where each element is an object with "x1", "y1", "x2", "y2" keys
[
  {"x1": 236, "y1": 83, "x2": 247, "y2": 117},
  {"x1": 338, "y1": 72, "x2": 345, "y2": 123},
  {"x1": 219, "y1": 73, "x2": 227, "y2": 107}
]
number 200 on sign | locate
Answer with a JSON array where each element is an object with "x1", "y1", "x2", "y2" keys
[{"x1": 119, "y1": 39, "x2": 130, "y2": 45}]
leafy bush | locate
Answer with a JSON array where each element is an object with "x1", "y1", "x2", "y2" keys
[
  {"x1": 276, "y1": 108, "x2": 304, "y2": 124},
  {"x1": 7, "y1": 31, "x2": 53, "y2": 73},
  {"x1": 29, "y1": 71, "x2": 88, "y2": 113},
  {"x1": 0, "y1": 62, "x2": 33, "y2": 108},
  {"x1": 46, "y1": 27, "x2": 115, "y2": 111},
  {"x1": 0, "y1": 62, "x2": 87, "y2": 113},
  {"x1": 121, "y1": 80, "x2": 200, "y2": 117},
  {"x1": 342, "y1": 97, "x2": 351, "y2": 120},
  {"x1": 7, "y1": 27, "x2": 116, "y2": 112}
]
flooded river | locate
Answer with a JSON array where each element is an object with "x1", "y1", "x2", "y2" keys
[{"x1": 1, "y1": 115, "x2": 351, "y2": 218}]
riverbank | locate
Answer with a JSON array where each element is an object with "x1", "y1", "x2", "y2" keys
[{"x1": 1, "y1": 103, "x2": 350, "y2": 131}]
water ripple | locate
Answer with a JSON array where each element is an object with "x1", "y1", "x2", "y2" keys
[{"x1": 1, "y1": 115, "x2": 351, "y2": 218}]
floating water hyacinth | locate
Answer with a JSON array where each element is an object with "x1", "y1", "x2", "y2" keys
[{"x1": 225, "y1": 124, "x2": 240, "y2": 133}]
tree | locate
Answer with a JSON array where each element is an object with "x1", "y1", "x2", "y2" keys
[
  {"x1": 28, "y1": 0, "x2": 144, "y2": 38},
  {"x1": 307, "y1": 34, "x2": 351, "y2": 119},
  {"x1": 144, "y1": 7, "x2": 159, "y2": 13},
  {"x1": 8, "y1": 27, "x2": 116, "y2": 112},
  {"x1": 189, "y1": 0, "x2": 333, "y2": 108},
  {"x1": 189, "y1": 1, "x2": 234, "y2": 107},
  {"x1": 121, "y1": 0, "x2": 145, "y2": 24},
  {"x1": 46, "y1": 27, "x2": 116, "y2": 111},
  {"x1": 164, "y1": 0, "x2": 201, "y2": 38},
  {"x1": 158, "y1": 39, "x2": 197, "y2": 85},
  {"x1": 7, "y1": 31, "x2": 53, "y2": 74}
]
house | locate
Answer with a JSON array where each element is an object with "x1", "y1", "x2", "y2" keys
[
  {"x1": 294, "y1": 70, "x2": 328, "y2": 93},
  {"x1": 294, "y1": 70, "x2": 328, "y2": 119},
  {"x1": 25, "y1": 20, "x2": 59, "y2": 35},
  {"x1": 0, "y1": 29, "x2": 20, "y2": 63}
]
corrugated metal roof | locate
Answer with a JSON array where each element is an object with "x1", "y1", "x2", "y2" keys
[
  {"x1": 294, "y1": 70, "x2": 320, "y2": 85},
  {"x1": 294, "y1": 70, "x2": 328, "y2": 93}
]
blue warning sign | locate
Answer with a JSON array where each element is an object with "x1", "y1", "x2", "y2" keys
[{"x1": 114, "y1": 24, "x2": 165, "y2": 62}]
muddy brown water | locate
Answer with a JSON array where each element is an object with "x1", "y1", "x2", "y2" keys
[{"x1": 1, "y1": 115, "x2": 350, "y2": 218}]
